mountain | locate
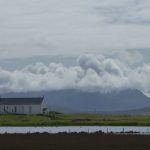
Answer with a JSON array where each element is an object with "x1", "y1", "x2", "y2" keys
[
  {"x1": 114, "y1": 107, "x2": 150, "y2": 115},
  {"x1": 2, "y1": 89, "x2": 150, "y2": 114}
]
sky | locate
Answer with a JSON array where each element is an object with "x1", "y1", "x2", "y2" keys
[{"x1": 0, "y1": 0, "x2": 150, "y2": 95}]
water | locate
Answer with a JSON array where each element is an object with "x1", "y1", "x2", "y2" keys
[{"x1": 0, "y1": 126, "x2": 150, "y2": 134}]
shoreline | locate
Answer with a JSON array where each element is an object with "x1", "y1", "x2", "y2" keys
[{"x1": 0, "y1": 126, "x2": 150, "y2": 135}]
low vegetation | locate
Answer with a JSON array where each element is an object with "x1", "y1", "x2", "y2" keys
[{"x1": 0, "y1": 112, "x2": 150, "y2": 126}]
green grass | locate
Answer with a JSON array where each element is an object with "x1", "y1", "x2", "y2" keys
[
  {"x1": 0, "y1": 113, "x2": 150, "y2": 126},
  {"x1": 59, "y1": 114, "x2": 150, "y2": 126}
]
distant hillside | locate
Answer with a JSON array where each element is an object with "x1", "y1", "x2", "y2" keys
[
  {"x1": 2, "y1": 89, "x2": 150, "y2": 114},
  {"x1": 114, "y1": 107, "x2": 150, "y2": 115}
]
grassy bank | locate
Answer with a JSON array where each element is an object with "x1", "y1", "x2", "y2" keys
[{"x1": 0, "y1": 113, "x2": 150, "y2": 126}]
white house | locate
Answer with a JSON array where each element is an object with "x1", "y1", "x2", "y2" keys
[{"x1": 0, "y1": 97, "x2": 48, "y2": 114}]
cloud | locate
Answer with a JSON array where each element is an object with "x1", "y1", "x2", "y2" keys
[
  {"x1": 107, "y1": 50, "x2": 144, "y2": 66},
  {"x1": 95, "y1": 0, "x2": 150, "y2": 24},
  {"x1": 0, "y1": 53, "x2": 149, "y2": 95},
  {"x1": 0, "y1": 0, "x2": 150, "y2": 58},
  {"x1": 77, "y1": 54, "x2": 123, "y2": 76}
]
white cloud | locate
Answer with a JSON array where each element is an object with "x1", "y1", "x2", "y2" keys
[
  {"x1": 107, "y1": 50, "x2": 144, "y2": 66},
  {"x1": 0, "y1": 0, "x2": 150, "y2": 58},
  {"x1": 95, "y1": 0, "x2": 150, "y2": 24},
  {"x1": 0, "y1": 53, "x2": 149, "y2": 95}
]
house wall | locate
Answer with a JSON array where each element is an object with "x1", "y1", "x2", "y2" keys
[
  {"x1": 0, "y1": 104, "x2": 42, "y2": 114},
  {"x1": 41, "y1": 101, "x2": 48, "y2": 113}
]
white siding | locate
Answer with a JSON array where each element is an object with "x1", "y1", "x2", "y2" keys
[
  {"x1": 41, "y1": 101, "x2": 48, "y2": 113},
  {"x1": 0, "y1": 104, "x2": 42, "y2": 114}
]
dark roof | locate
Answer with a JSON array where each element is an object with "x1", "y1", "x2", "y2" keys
[{"x1": 0, "y1": 97, "x2": 44, "y2": 105}]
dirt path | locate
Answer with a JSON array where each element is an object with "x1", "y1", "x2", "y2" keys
[{"x1": 0, "y1": 133, "x2": 150, "y2": 150}]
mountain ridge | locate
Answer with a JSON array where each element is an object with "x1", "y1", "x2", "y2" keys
[{"x1": 2, "y1": 89, "x2": 150, "y2": 114}]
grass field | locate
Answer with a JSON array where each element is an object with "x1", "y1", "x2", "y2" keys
[{"x1": 0, "y1": 112, "x2": 150, "y2": 126}]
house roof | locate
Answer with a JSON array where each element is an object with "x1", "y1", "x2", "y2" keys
[{"x1": 0, "y1": 97, "x2": 44, "y2": 105}]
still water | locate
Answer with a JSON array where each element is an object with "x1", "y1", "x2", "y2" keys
[{"x1": 0, "y1": 126, "x2": 150, "y2": 134}]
